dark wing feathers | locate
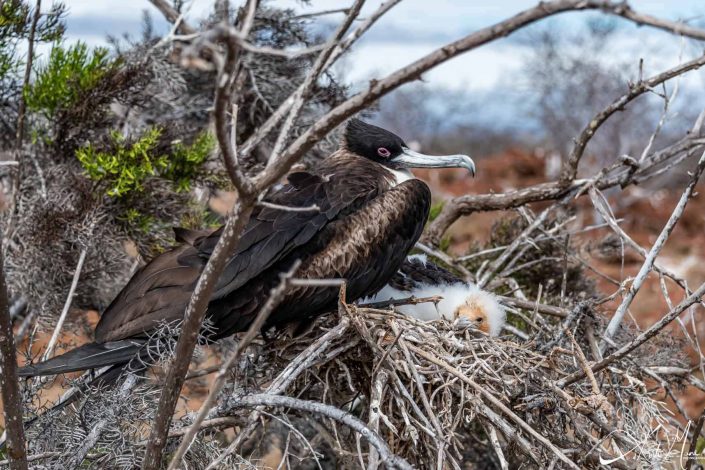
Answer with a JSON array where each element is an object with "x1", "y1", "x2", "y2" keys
[
  {"x1": 96, "y1": 170, "x2": 378, "y2": 341},
  {"x1": 173, "y1": 226, "x2": 212, "y2": 245},
  {"x1": 95, "y1": 244, "x2": 203, "y2": 342},
  {"x1": 18, "y1": 339, "x2": 146, "y2": 377},
  {"x1": 390, "y1": 256, "x2": 463, "y2": 291},
  {"x1": 202, "y1": 171, "x2": 379, "y2": 299}
]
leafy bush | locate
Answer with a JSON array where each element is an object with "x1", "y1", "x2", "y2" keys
[
  {"x1": 24, "y1": 41, "x2": 115, "y2": 119},
  {"x1": 76, "y1": 128, "x2": 215, "y2": 197},
  {"x1": 77, "y1": 127, "x2": 164, "y2": 197},
  {"x1": 161, "y1": 131, "x2": 215, "y2": 192}
]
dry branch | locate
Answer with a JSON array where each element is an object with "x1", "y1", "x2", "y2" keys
[
  {"x1": 559, "y1": 281, "x2": 705, "y2": 387},
  {"x1": 222, "y1": 394, "x2": 414, "y2": 470},
  {"x1": 0, "y1": 242, "x2": 27, "y2": 470},
  {"x1": 167, "y1": 261, "x2": 301, "y2": 469},
  {"x1": 600, "y1": 150, "x2": 705, "y2": 348}
]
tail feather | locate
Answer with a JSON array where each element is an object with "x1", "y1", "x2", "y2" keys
[{"x1": 18, "y1": 339, "x2": 147, "y2": 377}]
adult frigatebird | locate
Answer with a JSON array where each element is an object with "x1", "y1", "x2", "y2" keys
[
  {"x1": 366, "y1": 255, "x2": 506, "y2": 336},
  {"x1": 19, "y1": 119, "x2": 475, "y2": 377}
]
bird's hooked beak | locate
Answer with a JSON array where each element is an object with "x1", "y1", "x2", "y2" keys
[{"x1": 391, "y1": 147, "x2": 475, "y2": 176}]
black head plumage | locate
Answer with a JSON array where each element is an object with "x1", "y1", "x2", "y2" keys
[{"x1": 344, "y1": 119, "x2": 407, "y2": 164}]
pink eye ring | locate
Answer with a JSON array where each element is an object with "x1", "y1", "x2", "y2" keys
[{"x1": 377, "y1": 147, "x2": 391, "y2": 157}]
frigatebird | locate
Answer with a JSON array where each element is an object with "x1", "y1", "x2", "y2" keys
[
  {"x1": 366, "y1": 255, "x2": 506, "y2": 336},
  {"x1": 19, "y1": 119, "x2": 475, "y2": 377}
]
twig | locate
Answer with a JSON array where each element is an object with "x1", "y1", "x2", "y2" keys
[
  {"x1": 408, "y1": 344, "x2": 581, "y2": 470},
  {"x1": 685, "y1": 410, "x2": 705, "y2": 470},
  {"x1": 222, "y1": 394, "x2": 414, "y2": 470},
  {"x1": 293, "y1": 8, "x2": 350, "y2": 19},
  {"x1": 148, "y1": 0, "x2": 196, "y2": 34},
  {"x1": 42, "y1": 247, "x2": 87, "y2": 361},
  {"x1": 358, "y1": 295, "x2": 443, "y2": 310},
  {"x1": 497, "y1": 296, "x2": 568, "y2": 318},
  {"x1": 600, "y1": 150, "x2": 705, "y2": 350},
  {"x1": 486, "y1": 424, "x2": 509, "y2": 470},
  {"x1": 367, "y1": 370, "x2": 389, "y2": 470},
  {"x1": 559, "y1": 281, "x2": 705, "y2": 387},
  {"x1": 167, "y1": 261, "x2": 301, "y2": 469}
]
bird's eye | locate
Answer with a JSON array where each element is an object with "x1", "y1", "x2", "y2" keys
[
  {"x1": 377, "y1": 147, "x2": 391, "y2": 158},
  {"x1": 476, "y1": 318, "x2": 483, "y2": 322}
]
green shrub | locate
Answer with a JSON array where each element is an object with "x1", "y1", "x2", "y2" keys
[
  {"x1": 77, "y1": 128, "x2": 165, "y2": 197},
  {"x1": 24, "y1": 41, "x2": 115, "y2": 118},
  {"x1": 76, "y1": 128, "x2": 215, "y2": 197},
  {"x1": 161, "y1": 131, "x2": 215, "y2": 192}
]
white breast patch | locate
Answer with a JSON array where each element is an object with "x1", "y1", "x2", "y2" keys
[{"x1": 388, "y1": 168, "x2": 414, "y2": 186}]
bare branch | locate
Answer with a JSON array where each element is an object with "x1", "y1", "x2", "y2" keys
[
  {"x1": 143, "y1": 3, "x2": 265, "y2": 466},
  {"x1": 222, "y1": 394, "x2": 414, "y2": 470},
  {"x1": 42, "y1": 247, "x2": 87, "y2": 361},
  {"x1": 166, "y1": 261, "x2": 301, "y2": 469},
  {"x1": 142, "y1": 199, "x2": 255, "y2": 469},
  {"x1": 148, "y1": 0, "x2": 196, "y2": 35},
  {"x1": 560, "y1": 52, "x2": 705, "y2": 183},
  {"x1": 559, "y1": 281, "x2": 705, "y2": 387},
  {"x1": 0, "y1": 241, "x2": 27, "y2": 470},
  {"x1": 600, "y1": 150, "x2": 705, "y2": 350},
  {"x1": 424, "y1": 134, "x2": 704, "y2": 245},
  {"x1": 292, "y1": 8, "x2": 350, "y2": 20}
]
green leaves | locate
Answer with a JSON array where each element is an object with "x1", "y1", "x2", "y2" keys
[
  {"x1": 77, "y1": 128, "x2": 163, "y2": 197},
  {"x1": 161, "y1": 132, "x2": 215, "y2": 192},
  {"x1": 76, "y1": 128, "x2": 215, "y2": 198},
  {"x1": 24, "y1": 41, "x2": 115, "y2": 119}
]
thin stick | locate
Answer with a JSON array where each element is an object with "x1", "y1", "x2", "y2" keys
[
  {"x1": 487, "y1": 425, "x2": 509, "y2": 470},
  {"x1": 601, "y1": 150, "x2": 705, "y2": 350},
  {"x1": 43, "y1": 247, "x2": 87, "y2": 361},
  {"x1": 559, "y1": 281, "x2": 705, "y2": 387},
  {"x1": 222, "y1": 394, "x2": 414, "y2": 470},
  {"x1": 408, "y1": 344, "x2": 580, "y2": 470},
  {"x1": 166, "y1": 261, "x2": 301, "y2": 469}
]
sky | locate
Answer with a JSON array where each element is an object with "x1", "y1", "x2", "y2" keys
[
  {"x1": 60, "y1": 0, "x2": 705, "y2": 92},
  {"x1": 55, "y1": 0, "x2": 705, "y2": 131}
]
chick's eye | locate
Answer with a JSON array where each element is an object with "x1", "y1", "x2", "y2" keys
[
  {"x1": 476, "y1": 318, "x2": 483, "y2": 322},
  {"x1": 377, "y1": 147, "x2": 391, "y2": 158}
]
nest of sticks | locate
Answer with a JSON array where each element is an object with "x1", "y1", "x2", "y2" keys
[{"x1": 193, "y1": 295, "x2": 687, "y2": 470}]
